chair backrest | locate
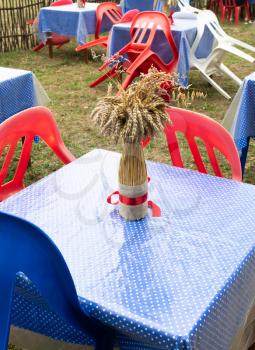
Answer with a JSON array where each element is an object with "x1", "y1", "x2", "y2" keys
[
  {"x1": 0, "y1": 212, "x2": 114, "y2": 350},
  {"x1": 221, "y1": 0, "x2": 237, "y2": 7},
  {"x1": 0, "y1": 107, "x2": 75, "y2": 201},
  {"x1": 95, "y1": 2, "x2": 123, "y2": 39},
  {"x1": 50, "y1": 0, "x2": 73, "y2": 6},
  {"x1": 129, "y1": 11, "x2": 177, "y2": 54},
  {"x1": 119, "y1": 9, "x2": 140, "y2": 23},
  {"x1": 164, "y1": 107, "x2": 242, "y2": 181}
]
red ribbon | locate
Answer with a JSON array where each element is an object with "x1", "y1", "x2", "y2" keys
[
  {"x1": 107, "y1": 189, "x2": 161, "y2": 217},
  {"x1": 119, "y1": 193, "x2": 148, "y2": 206},
  {"x1": 148, "y1": 200, "x2": 161, "y2": 217}
]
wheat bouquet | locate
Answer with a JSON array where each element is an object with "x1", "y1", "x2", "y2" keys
[{"x1": 91, "y1": 69, "x2": 176, "y2": 220}]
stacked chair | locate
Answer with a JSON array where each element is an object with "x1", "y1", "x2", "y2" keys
[
  {"x1": 90, "y1": 12, "x2": 178, "y2": 90},
  {"x1": 76, "y1": 2, "x2": 139, "y2": 53},
  {"x1": 177, "y1": 1, "x2": 255, "y2": 99}
]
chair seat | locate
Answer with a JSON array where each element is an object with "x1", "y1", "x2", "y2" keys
[{"x1": 50, "y1": 33, "x2": 71, "y2": 45}]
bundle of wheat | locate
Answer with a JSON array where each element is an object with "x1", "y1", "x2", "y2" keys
[
  {"x1": 91, "y1": 68, "x2": 205, "y2": 220},
  {"x1": 91, "y1": 69, "x2": 174, "y2": 220}
]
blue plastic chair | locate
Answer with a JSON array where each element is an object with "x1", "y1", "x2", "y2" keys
[{"x1": 0, "y1": 212, "x2": 114, "y2": 350}]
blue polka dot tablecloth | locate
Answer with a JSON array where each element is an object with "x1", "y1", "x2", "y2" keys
[
  {"x1": 1, "y1": 149, "x2": 255, "y2": 349},
  {"x1": 38, "y1": 3, "x2": 113, "y2": 45},
  {"x1": 0, "y1": 67, "x2": 49, "y2": 124},
  {"x1": 223, "y1": 72, "x2": 255, "y2": 172}
]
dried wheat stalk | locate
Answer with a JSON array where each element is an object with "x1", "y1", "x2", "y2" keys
[
  {"x1": 91, "y1": 69, "x2": 173, "y2": 145},
  {"x1": 91, "y1": 69, "x2": 175, "y2": 187}
]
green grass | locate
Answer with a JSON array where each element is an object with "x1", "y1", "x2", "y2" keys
[
  {"x1": 1, "y1": 23, "x2": 255, "y2": 187},
  {"x1": 1, "y1": 21, "x2": 255, "y2": 349},
  {"x1": 1, "y1": 23, "x2": 255, "y2": 186}
]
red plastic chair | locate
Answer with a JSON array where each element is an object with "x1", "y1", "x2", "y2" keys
[
  {"x1": 161, "y1": 107, "x2": 242, "y2": 181},
  {"x1": 210, "y1": 0, "x2": 221, "y2": 14},
  {"x1": 32, "y1": 0, "x2": 73, "y2": 58},
  {"x1": 220, "y1": 0, "x2": 250, "y2": 24},
  {"x1": 91, "y1": 12, "x2": 178, "y2": 90},
  {"x1": 76, "y1": 2, "x2": 122, "y2": 52},
  {"x1": 0, "y1": 107, "x2": 75, "y2": 201}
]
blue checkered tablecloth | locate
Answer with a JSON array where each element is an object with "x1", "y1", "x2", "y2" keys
[
  {"x1": 223, "y1": 72, "x2": 255, "y2": 173},
  {"x1": 2, "y1": 149, "x2": 255, "y2": 349},
  {"x1": 107, "y1": 19, "x2": 214, "y2": 86},
  {"x1": 38, "y1": 2, "x2": 113, "y2": 45},
  {"x1": 0, "y1": 67, "x2": 49, "y2": 124}
]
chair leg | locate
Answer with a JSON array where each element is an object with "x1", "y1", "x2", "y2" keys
[
  {"x1": 235, "y1": 6, "x2": 240, "y2": 25},
  {"x1": 221, "y1": 5, "x2": 226, "y2": 22},
  {"x1": 89, "y1": 67, "x2": 118, "y2": 88},
  {"x1": 200, "y1": 71, "x2": 232, "y2": 99},
  {"x1": 121, "y1": 71, "x2": 138, "y2": 90},
  {"x1": 47, "y1": 38, "x2": 53, "y2": 58},
  {"x1": 33, "y1": 42, "x2": 45, "y2": 52},
  {"x1": 218, "y1": 63, "x2": 242, "y2": 85}
]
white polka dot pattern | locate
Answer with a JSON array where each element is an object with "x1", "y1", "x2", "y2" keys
[
  {"x1": 2, "y1": 149, "x2": 255, "y2": 349},
  {"x1": 0, "y1": 68, "x2": 37, "y2": 123},
  {"x1": 233, "y1": 72, "x2": 255, "y2": 150}
]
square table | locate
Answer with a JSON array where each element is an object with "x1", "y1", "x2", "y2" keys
[
  {"x1": 2, "y1": 149, "x2": 255, "y2": 349},
  {"x1": 38, "y1": 2, "x2": 113, "y2": 45},
  {"x1": 0, "y1": 67, "x2": 49, "y2": 124},
  {"x1": 107, "y1": 19, "x2": 214, "y2": 86},
  {"x1": 223, "y1": 72, "x2": 255, "y2": 174}
]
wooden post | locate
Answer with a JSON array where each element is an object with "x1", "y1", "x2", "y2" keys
[
  {"x1": 48, "y1": 36, "x2": 53, "y2": 58},
  {"x1": 84, "y1": 48, "x2": 89, "y2": 64}
]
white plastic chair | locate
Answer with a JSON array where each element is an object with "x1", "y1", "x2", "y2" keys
[
  {"x1": 177, "y1": 4, "x2": 255, "y2": 54},
  {"x1": 176, "y1": 3, "x2": 255, "y2": 99}
]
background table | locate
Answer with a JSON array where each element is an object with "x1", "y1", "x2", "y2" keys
[
  {"x1": 0, "y1": 67, "x2": 49, "y2": 124},
  {"x1": 38, "y1": 2, "x2": 113, "y2": 45},
  {"x1": 120, "y1": 0, "x2": 154, "y2": 12},
  {"x1": 223, "y1": 72, "x2": 255, "y2": 174},
  {"x1": 108, "y1": 19, "x2": 214, "y2": 86},
  {"x1": 2, "y1": 149, "x2": 255, "y2": 349}
]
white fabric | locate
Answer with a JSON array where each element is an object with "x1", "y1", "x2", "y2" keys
[
  {"x1": 32, "y1": 73, "x2": 50, "y2": 106},
  {"x1": 222, "y1": 83, "x2": 243, "y2": 133}
]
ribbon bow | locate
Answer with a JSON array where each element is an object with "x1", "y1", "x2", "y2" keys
[{"x1": 107, "y1": 178, "x2": 161, "y2": 217}]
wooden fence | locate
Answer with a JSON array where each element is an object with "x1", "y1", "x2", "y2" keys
[{"x1": 0, "y1": 0, "x2": 119, "y2": 53}]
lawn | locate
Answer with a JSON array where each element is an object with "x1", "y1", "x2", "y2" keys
[
  {"x1": 1, "y1": 24, "x2": 255, "y2": 187},
  {"x1": 1, "y1": 21, "x2": 255, "y2": 349}
]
